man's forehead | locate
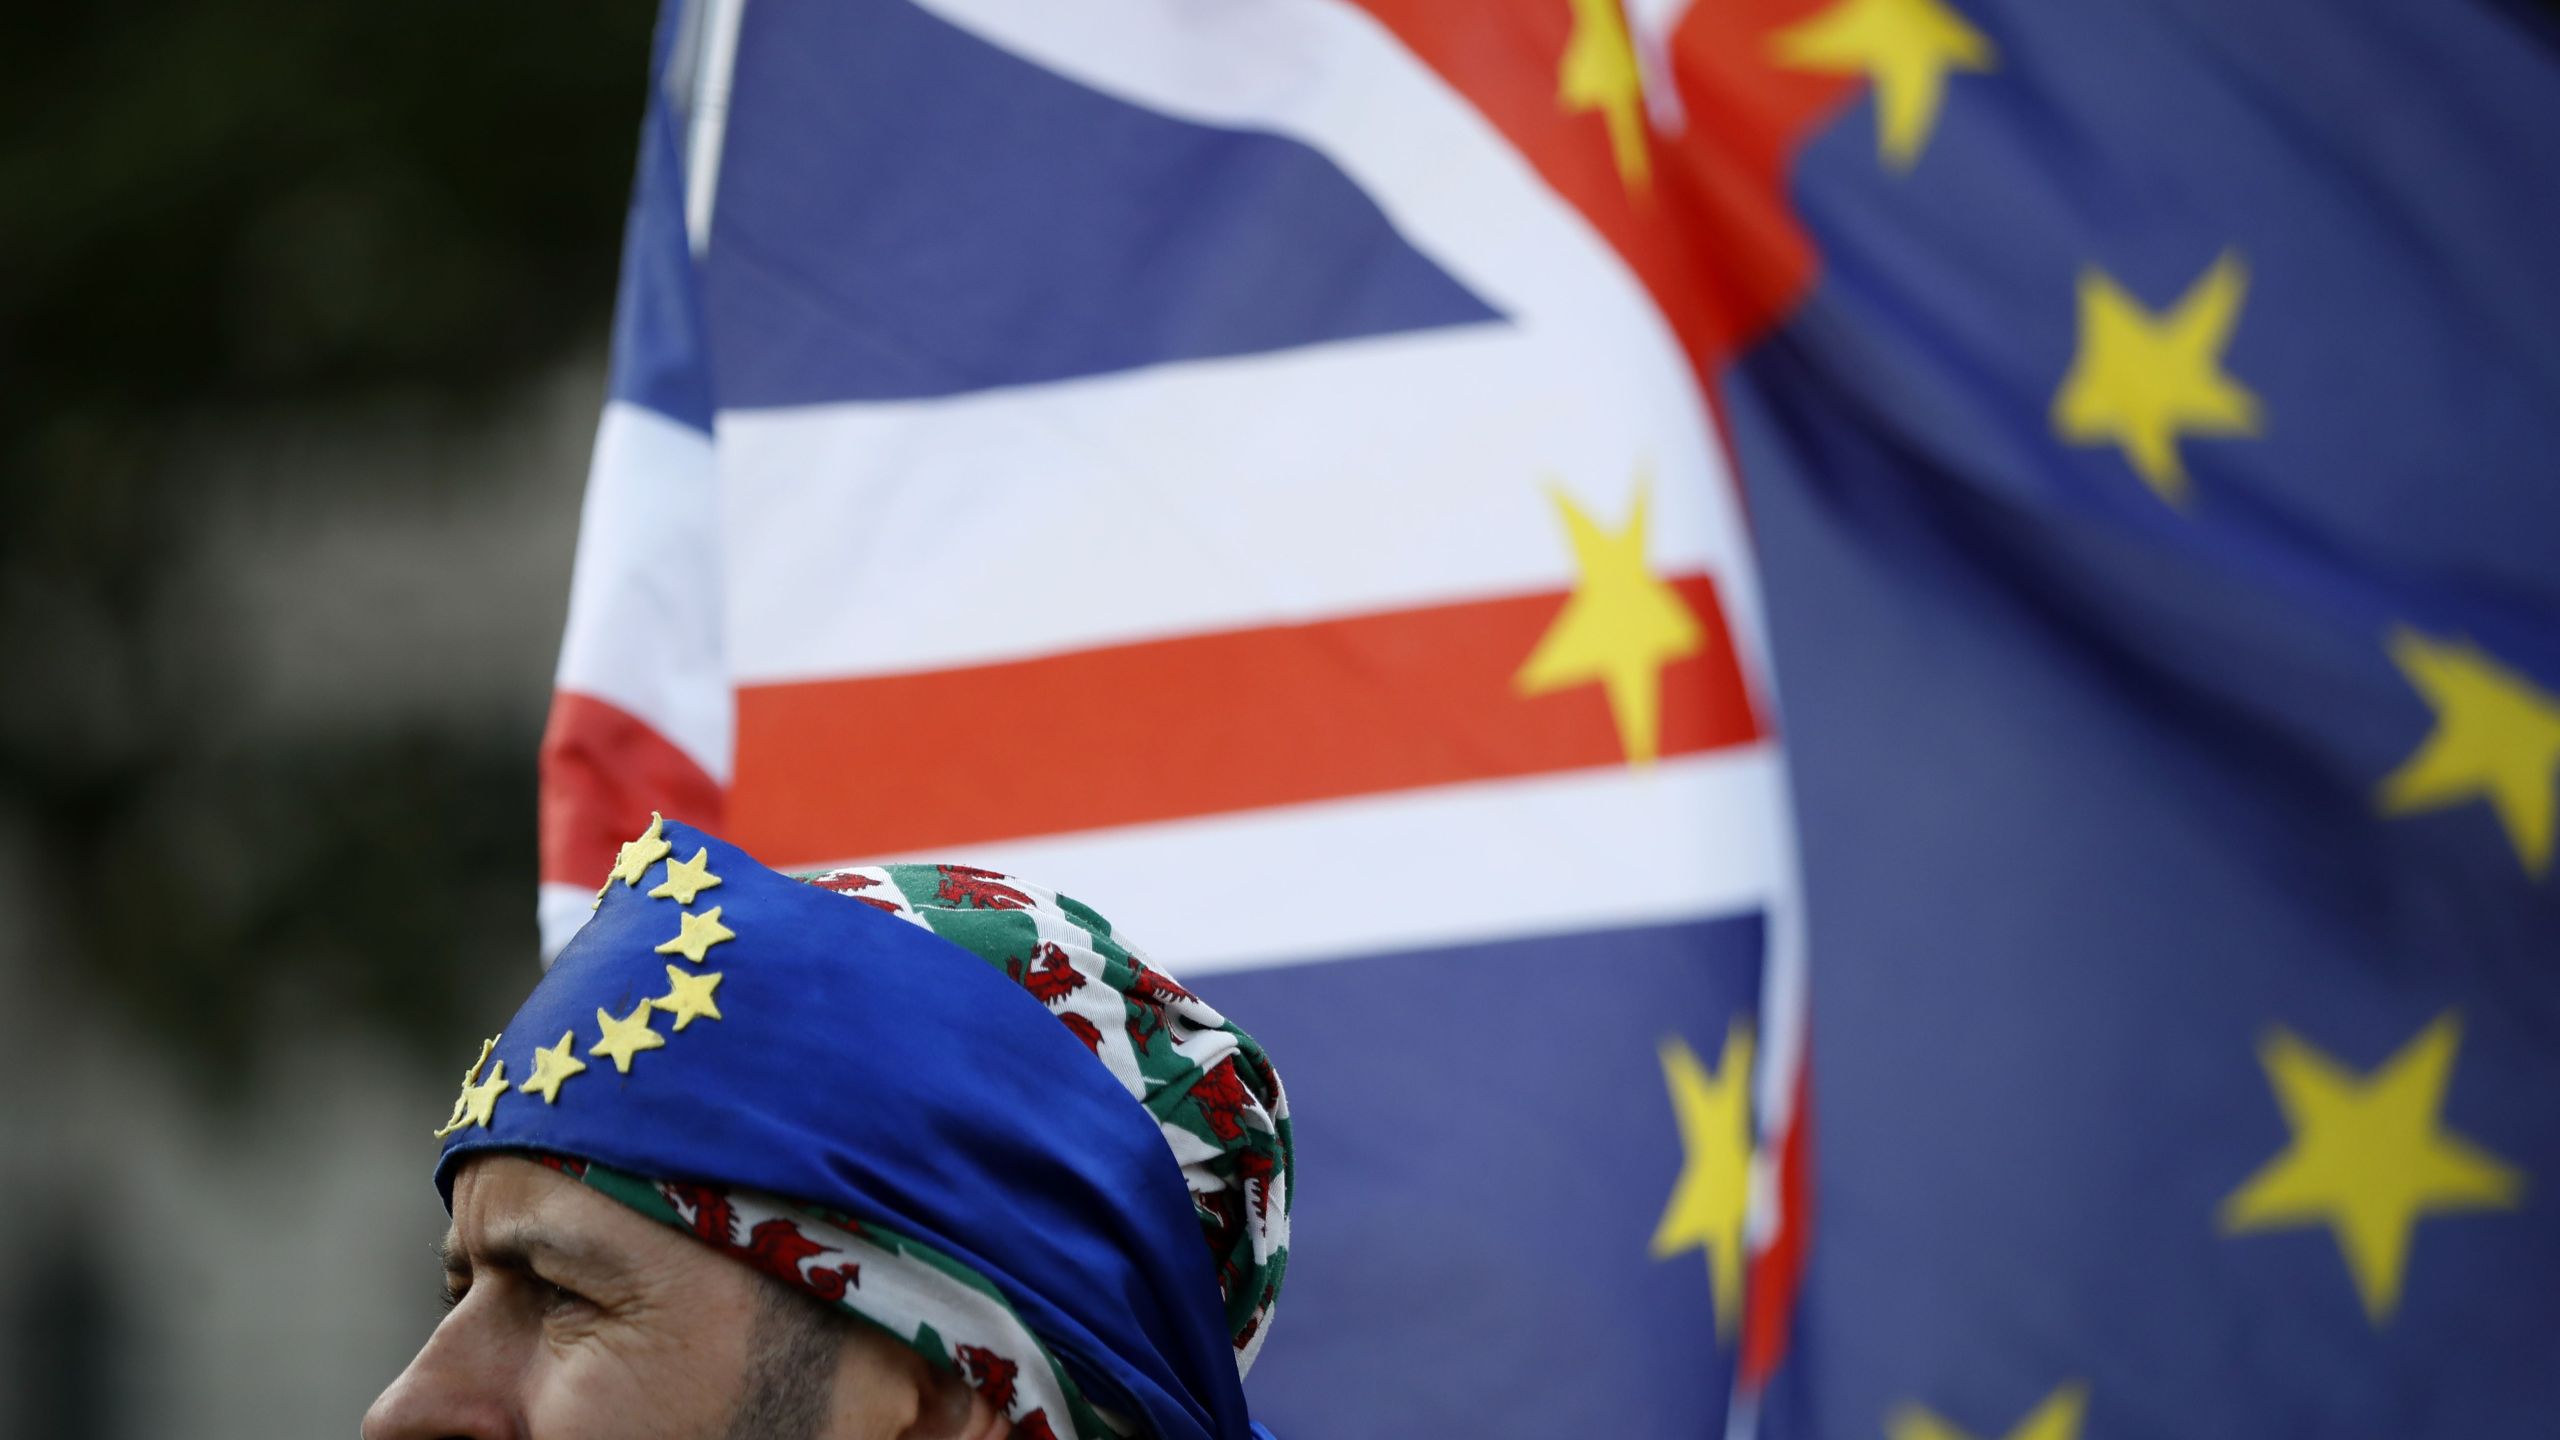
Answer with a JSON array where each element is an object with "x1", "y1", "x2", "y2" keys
[{"x1": 441, "y1": 1155, "x2": 643, "y2": 1271}]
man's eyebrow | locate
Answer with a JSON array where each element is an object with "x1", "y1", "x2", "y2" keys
[{"x1": 439, "y1": 1222, "x2": 624, "y2": 1277}]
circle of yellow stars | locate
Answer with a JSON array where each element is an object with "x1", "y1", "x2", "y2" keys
[
  {"x1": 1546, "y1": 0, "x2": 2554, "y2": 1424},
  {"x1": 435, "y1": 813, "x2": 735, "y2": 1135},
  {"x1": 1766, "y1": 0, "x2": 2560, "y2": 885}
]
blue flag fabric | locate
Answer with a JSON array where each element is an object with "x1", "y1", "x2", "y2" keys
[{"x1": 1728, "y1": 0, "x2": 2560, "y2": 1433}]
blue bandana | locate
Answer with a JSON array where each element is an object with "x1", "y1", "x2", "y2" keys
[{"x1": 433, "y1": 817, "x2": 1274, "y2": 1440}]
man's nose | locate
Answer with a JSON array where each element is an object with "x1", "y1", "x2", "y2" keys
[{"x1": 360, "y1": 1305, "x2": 520, "y2": 1440}]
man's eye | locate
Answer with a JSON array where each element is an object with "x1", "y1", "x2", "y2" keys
[{"x1": 537, "y1": 1279, "x2": 590, "y2": 1316}]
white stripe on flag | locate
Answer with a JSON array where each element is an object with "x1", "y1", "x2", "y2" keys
[
  {"x1": 542, "y1": 746, "x2": 1784, "y2": 969},
  {"x1": 547, "y1": 744, "x2": 1782, "y2": 970},
  {"x1": 867, "y1": 743, "x2": 1781, "y2": 975},
  {"x1": 556, "y1": 400, "x2": 733, "y2": 782},
  {"x1": 719, "y1": 324, "x2": 1753, "y2": 685}
]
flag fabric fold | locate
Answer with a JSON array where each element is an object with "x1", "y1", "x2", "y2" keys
[
  {"x1": 541, "y1": 0, "x2": 2560, "y2": 1434},
  {"x1": 543, "y1": 1, "x2": 1798, "y2": 1434}
]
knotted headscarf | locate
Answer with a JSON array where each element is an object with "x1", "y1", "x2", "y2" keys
[{"x1": 433, "y1": 816, "x2": 1290, "y2": 1440}]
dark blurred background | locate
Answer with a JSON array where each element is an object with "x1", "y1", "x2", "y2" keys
[{"x1": 3, "y1": 7, "x2": 655, "y2": 1432}]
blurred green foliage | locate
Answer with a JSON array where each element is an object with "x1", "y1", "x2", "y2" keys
[{"x1": 0, "y1": 5, "x2": 656, "y2": 1087}]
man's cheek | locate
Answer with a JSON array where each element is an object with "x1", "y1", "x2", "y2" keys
[{"x1": 526, "y1": 1322, "x2": 744, "y2": 1440}]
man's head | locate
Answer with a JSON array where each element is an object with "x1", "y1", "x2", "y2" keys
[
  {"x1": 364, "y1": 1155, "x2": 1006, "y2": 1440},
  {"x1": 371, "y1": 818, "x2": 1290, "y2": 1440}
]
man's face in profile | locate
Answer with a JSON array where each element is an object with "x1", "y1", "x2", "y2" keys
[{"x1": 361, "y1": 1155, "x2": 998, "y2": 1440}]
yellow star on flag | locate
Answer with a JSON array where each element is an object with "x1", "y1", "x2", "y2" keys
[
  {"x1": 1515, "y1": 481, "x2": 1705, "y2": 766},
  {"x1": 608, "y1": 812, "x2": 673, "y2": 888},
  {"x1": 650, "y1": 964, "x2": 725, "y2": 1032},
  {"x1": 1771, "y1": 0, "x2": 1995, "y2": 170},
  {"x1": 1648, "y1": 1021, "x2": 1754, "y2": 1336},
  {"x1": 516, "y1": 1030, "x2": 588, "y2": 1105},
  {"x1": 2376, "y1": 628, "x2": 2560, "y2": 876},
  {"x1": 1560, "y1": 0, "x2": 1651, "y2": 194},
  {"x1": 648, "y1": 847, "x2": 724, "y2": 906},
  {"x1": 432, "y1": 1035, "x2": 501, "y2": 1138},
  {"x1": 2220, "y1": 1012, "x2": 2523, "y2": 1323},
  {"x1": 1887, "y1": 1382, "x2": 2088, "y2": 1440},
  {"x1": 655, "y1": 906, "x2": 736, "y2": 965},
  {"x1": 590, "y1": 1001, "x2": 668, "y2": 1074},
  {"x1": 2051, "y1": 252, "x2": 2262, "y2": 504}
]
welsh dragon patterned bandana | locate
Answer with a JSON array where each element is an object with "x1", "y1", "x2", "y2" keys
[{"x1": 433, "y1": 817, "x2": 1290, "y2": 1440}]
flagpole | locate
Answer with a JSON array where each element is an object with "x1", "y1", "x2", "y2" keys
[{"x1": 682, "y1": 0, "x2": 747, "y2": 253}]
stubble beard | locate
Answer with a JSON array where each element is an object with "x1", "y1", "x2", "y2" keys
[{"x1": 719, "y1": 1285, "x2": 842, "y2": 1440}]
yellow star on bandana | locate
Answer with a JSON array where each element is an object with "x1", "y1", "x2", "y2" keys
[
  {"x1": 651, "y1": 964, "x2": 725, "y2": 1032},
  {"x1": 655, "y1": 906, "x2": 737, "y2": 964},
  {"x1": 517, "y1": 1030, "x2": 589, "y2": 1105},
  {"x1": 608, "y1": 812, "x2": 674, "y2": 888},
  {"x1": 590, "y1": 1001, "x2": 668, "y2": 1074},
  {"x1": 648, "y1": 847, "x2": 724, "y2": 906},
  {"x1": 433, "y1": 1036, "x2": 501, "y2": 1138},
  {"x1": 454, "y1": 1061, "x2": 509, "y2": 1130}
]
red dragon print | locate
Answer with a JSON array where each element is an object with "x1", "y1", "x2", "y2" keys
[
  {"x1": 1129, "y1": 959, "x2": 1199, "y2": 1008},
  {"x1": 1235, "y1": 1147, "x2": 1278, "y2": 1220},
  {"x1": 658, "y1": 1196, "x2": 860, "y2": 1303},
  {"x1": 955, "y1": 1343, "x2": 1022, "y2": 1414},
  {"x1": 663, "y1": 1182, "x2": 739, "y2": 1247},
  {"x1": 1011, "y1": 1411, "x2": 1060, "y2": 1440},
  {"x1": 799, "y1": 1260, "x2": 862, "y2": 1302},
  {"x1": 1124, "y1": 996, "x2": 1167, "y2": 1055},
  {"x1": 1058, "y1": 1012, "x2": 1103, "y2": 1054},
  {"x1": 935, "y1": 864, "x2": 1034, "y2": 910},
  {"x1": 1188, "y1": 1058, "x2": 1250, "y2": 1143},
  {"x1": 1200, "y1": 1209, "x2": 1244, "y2": 1281},
  {"x1": 811, "y1": 871, "x2": 904, "y2": 913},
  {"x1": 1009, "y1": 941, "x2": 1086, "y2": 1005},
  {"x1": 738, "y1": 1217, "x2": 859, "y2": 1301}
]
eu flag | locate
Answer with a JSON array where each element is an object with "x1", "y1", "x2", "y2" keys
[{"x1": 1721, "y1": 0, "x2": 2560, "y2": 1433}]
